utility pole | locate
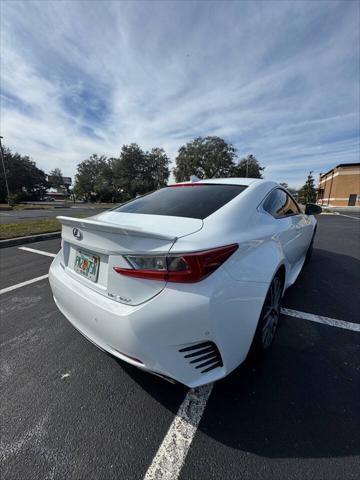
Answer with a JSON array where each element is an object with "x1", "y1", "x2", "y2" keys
[
  {"x1": 0, "y1": 136, "x2": 11, "y2": 207},
  {"x1": 246, "y1": 157, "x2": 249, "y2": 178}
]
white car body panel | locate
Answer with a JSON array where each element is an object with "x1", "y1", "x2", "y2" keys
[{"x1": 49, "y1": 178, "x2": 317, "y2": 387}]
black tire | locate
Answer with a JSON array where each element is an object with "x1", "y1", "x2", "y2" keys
[
  {"x1": 305, "y1": 227, "x2": 317, "y2": 262},
  {"x1": 248, "y1": 272, "x2": 283, "y2": 360}
]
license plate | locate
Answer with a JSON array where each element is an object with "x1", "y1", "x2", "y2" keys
[{"x1": 74, "y1": 250, "x2": 100, "y2": 282}]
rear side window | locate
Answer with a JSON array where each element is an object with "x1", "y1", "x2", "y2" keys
[
  {"x1": 114, "y1": 184, "x2": 247, "y2": 219},
  {"x1": 263, "y1": 189, "x2": 301, "y2": 218}
]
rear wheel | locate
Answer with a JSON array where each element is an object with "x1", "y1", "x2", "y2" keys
[{"x1": 249, "y1": 272, "x2": 283, "y2": 359}]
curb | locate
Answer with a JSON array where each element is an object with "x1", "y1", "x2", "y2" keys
[{"x1": 0, "y1": 231, "x2": 61, "y2": 249}]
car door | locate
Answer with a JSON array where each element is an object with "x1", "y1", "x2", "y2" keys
[
  {"x1": 262, "y1": 188, "x2": 312, "y2": 264},
  {"x1": 284, "y1": 193, "x2": 313, "y2": 261}
]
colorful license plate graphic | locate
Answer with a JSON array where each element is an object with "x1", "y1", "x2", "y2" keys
[{"x1": 74, "y1": 251, "x2": 100, "y2": 282}]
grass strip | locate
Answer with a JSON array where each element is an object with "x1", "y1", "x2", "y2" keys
[
  {"x1": 0, "y1": 214, "x2": 91, "y2": 239},
  {"x1": 0, "y1": 219, "x2": 61, "y2": 239}
]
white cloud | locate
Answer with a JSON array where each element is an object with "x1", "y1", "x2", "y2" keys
[{"x1": 1, "y1": 0, "x2": 359, "y2": 188}]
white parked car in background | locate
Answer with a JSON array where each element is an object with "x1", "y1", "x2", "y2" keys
[{"x1": 49, "y1": 178, "x2": 321, "y2": 387}]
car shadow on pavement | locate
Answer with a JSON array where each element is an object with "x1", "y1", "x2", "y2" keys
[
  {"x1": 114, "y1": 247, "x2": 360, "y2": 459},
  {"x1": 200, "y1": 326, "x2": 359, "y2": 459},
  {"x1": 113, "y1": 357, "x2": 188, "y2": 405},
  {"x1": 117, "y1": 321, "x2": 360, "y2": 459}
]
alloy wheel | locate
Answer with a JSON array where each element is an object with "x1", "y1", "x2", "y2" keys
[{"x1": 261, "y1": 276, "x2": 282, "y2": 349}]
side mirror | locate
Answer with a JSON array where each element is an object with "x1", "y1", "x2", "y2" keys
[{"x1": 305, "y1": 203, "x2": 322, "y2": 215}]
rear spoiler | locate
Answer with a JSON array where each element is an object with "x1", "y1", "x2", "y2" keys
[{"x1": 57, "y1": 216, "x2": 177, "y2": 241}]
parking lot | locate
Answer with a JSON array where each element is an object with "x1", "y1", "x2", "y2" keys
[
  {"x1": 0, "y1": 205, "x2": 107, "y2": 224},
  {"x1": 1, "y1": 213, "x2": 359, "y2": 480}
]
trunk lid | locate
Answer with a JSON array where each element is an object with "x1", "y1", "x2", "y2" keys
[{"x1": 57, "y1": 213, "x2": 203, "y2": 305}]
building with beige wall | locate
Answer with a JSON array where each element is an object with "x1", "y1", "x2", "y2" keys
[{"x1": 317, "y1": 163, "x2": 360, "y2": 207}]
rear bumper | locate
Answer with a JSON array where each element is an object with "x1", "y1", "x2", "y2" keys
[{"x1": 49, "y1": 253, "x2": 268, "y2": 387}]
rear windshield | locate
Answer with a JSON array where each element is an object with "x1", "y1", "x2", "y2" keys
[{"x1": 114, "y1": 184, "x2": 247, "y2": 219}]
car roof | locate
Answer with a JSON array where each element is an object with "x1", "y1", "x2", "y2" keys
[{"x1": 171, "y1": 177, "x2": 264, "y2": 187}]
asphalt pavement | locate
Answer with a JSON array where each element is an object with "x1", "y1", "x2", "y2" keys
[
  {"x1": 0, "y1": 214, "x2": 359, "y2": 480},
  {"x1": 0, "y1": 206, "x2": 110, "y2": 224}
]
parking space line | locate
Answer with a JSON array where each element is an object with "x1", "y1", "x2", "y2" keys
[
  {"x1": 281, "y1": 307, "x2": 360, "y2": 332},
  {"x1": 337, "y1": 214, "x2": 360, "y2": 220},
  {"x1": 0, "y1": 275, "x2": 49, "y2": 295},
  {"x1": 144, "y1": 384, "x2": 213, "y2": 480},
  {"x1": 18, "y1": 246, "x2": 57, "y2": 258}
]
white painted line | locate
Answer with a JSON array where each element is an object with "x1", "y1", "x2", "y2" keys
[
  {"x1": 18, "y1": 246, "x2": 57, "y2": 258},
  {"x1": 281, "y1": 308, "x2": 360, "y2": 332},
  {"x1": 0, "y1": 274, "x2": 49, "y2": 295},
  {"x1": 336, "y1": 213, "x2": 360, "y2": 220},
  {"x1": 144, "y1": 383, "x2": 213, "y2": 480}
]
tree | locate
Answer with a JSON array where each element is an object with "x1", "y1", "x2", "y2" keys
[
  {"x1": 94, "y1": 158, "x2": 114, "y2": 202},
  {"x1": 48, "y1": 168, "x2": 64, "y2": 191},
  {"x1": 173, "y1": 136, "x2": 237, "y2": 182},
  {"x1": 232, "y1": 154, "x2": 264, "y2": 178},
  {"x1": 0, "y1": 146, "x2": 47, "y2": 202},
  {"x1": 298, "y1": 171, "x2": 317, "y2": 204},
  {"x1": 112, "y1": 144, "x2": 170, "y2": 200},
  {"x1": 74, "y1": 154, "x2": 112, "y2": 202},
  {"x1": 112, "y1": 143, "x2": 146, "y2": 200},
  {"x1": 74, "y1": 144, "x2": 170, "y2": 203},
  {"x1": 143, "y1": 148, "x2": 170, "y2": 191},
  {"x1": 280, "y1": 182, "x2": 289, "y2": 189}
]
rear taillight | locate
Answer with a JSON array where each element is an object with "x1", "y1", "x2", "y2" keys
[{"x1": 113, "y1": 244, "x2": 238, "y2": 283}]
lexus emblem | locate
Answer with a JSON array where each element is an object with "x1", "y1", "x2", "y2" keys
[{"x1": 72, "y1": 227, "x2": 82, "y2": 240}]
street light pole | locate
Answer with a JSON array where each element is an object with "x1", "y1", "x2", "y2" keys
[{"x1": 0, "y1": 136, "x2": 11, "y2": 207}]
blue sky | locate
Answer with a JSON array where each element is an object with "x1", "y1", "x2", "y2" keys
[{"x1": 1, "y1": 0, "x2": 359, "y2": 187}]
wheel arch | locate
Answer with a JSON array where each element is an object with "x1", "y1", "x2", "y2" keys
[{"x1": 223, "y1": 238, "x2": 289, "y2": 285}]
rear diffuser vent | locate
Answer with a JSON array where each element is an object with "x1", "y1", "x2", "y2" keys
[{"x1": 179, "y1": 341, "x2": 223, "y2": 374}]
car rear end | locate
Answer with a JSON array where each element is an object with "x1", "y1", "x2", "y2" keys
[{"x1": 49, "y1": 182, "x2": 266, "y2": 387}]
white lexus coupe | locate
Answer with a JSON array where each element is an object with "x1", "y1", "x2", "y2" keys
[{"x1": 49, "y1": 178, "x2": 321, "y2": 387}]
